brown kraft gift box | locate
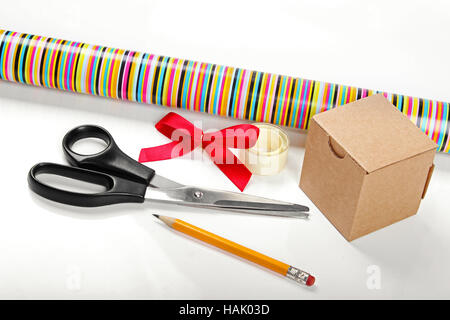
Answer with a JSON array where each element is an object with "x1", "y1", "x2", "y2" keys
[{"x1": 299, "y1": 94, "x2": 437, "y2": 241}]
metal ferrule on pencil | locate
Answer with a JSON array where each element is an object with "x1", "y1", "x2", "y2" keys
[{"x1": 285, "y1": 266, "x2": 311, "y2": 285}]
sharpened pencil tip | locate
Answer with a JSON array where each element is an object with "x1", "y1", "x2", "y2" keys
[{"x1": 152, "y1": 214, "x2": 160, "y2": 219}]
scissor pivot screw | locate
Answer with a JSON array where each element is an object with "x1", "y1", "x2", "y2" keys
[{"x1": 193, "y1": 191, "x2": 204, "y2": 199}]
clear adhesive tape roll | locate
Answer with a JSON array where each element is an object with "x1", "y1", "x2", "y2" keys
[{"x1": 239, "y1": 124, "x2": 289, "y2": 175}]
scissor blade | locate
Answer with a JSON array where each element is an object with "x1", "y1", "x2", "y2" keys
[
  {"x1": 213, "y1": 200, "x2": 309, "y2": 212},
  {"x1": 149, "y1": 174, "x2": 185, "y2": 189},
  {"x1": 145, "y1": 186, "x2": 309, "y2": 218}
]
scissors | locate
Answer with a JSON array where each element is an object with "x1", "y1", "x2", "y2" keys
[{"x1": 27, "y1": 125, "x2": 309, "y2": 218}]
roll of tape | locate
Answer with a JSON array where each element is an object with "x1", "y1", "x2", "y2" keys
[{"x1": 240, "y1": 124, "x2": 289, "y2": 175}]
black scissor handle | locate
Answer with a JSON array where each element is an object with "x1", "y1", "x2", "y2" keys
[
  {"x1": 62, "y1": 125, "x2": 155, "y2": 185},
  {"x1": 28, "y1": 163, "x2": 147, "y2": 207}
]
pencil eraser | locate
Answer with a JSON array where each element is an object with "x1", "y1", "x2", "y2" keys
[{"x1": 306, "y1": 275, "x2": 315, "y2": 286}]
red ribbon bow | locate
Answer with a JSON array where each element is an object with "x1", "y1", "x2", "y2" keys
[{"x1": 138, "y1": 112, "x2": 260, "y2": 191}]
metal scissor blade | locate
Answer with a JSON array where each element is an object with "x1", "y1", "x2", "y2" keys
[
  {"x1": 145, "y1": 185, "x2": 309, "y2": 218},
  {"x1": 213, "y1": 200, "x2": 309, "y2": 212},
  {"x1": 211, "y1": 200, "x2": 309, "y2": 218},
  {"x1": 149, "y1": 174, "x2": 185, "y2": 189}
]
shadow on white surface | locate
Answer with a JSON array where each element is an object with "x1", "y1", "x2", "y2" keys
[
  {"x1": 28, "y1": 189, "x2": 135, "y2": 220},
  {"x1": 145, "y1": 214, "x2": 320, "y2": 296}
]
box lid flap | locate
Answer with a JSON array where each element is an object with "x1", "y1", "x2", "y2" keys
[{"x1": 313, "y1": 94, "x2": 437, "y2": 173}]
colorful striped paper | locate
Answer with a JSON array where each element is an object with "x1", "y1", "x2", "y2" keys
[{"x1": 1, "y1": 29, "x2": 449, "y2": 153}]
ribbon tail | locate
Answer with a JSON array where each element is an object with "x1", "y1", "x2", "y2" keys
[
  {"x1": 211, "y1": 149, "x2": 252, "y2": 192},
  {"x1": 139, "y1": 141, "x2": 185, "y2": 162},
  {"x1": 215, "y1": 162, "x2": 252, "y2": 192}
]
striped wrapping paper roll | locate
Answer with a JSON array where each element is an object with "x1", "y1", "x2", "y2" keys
[{"x1": 1, "y1": 29, "x2": 449, "y2": 153}]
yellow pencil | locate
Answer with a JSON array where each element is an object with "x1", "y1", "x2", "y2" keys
[{"x1": 154, "y1": 214, "x2": 315, "y2": 286}]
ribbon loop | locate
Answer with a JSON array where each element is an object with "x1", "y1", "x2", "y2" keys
[{"x1": 138, "y1": 112, "x2": 260, "y2": 191}]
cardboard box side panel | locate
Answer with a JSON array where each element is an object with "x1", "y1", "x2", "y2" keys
[
  {"x1": 300, "y1": 119, "x2": 366, "y2": 240},
  {"x1": 349, "y1": 149, "x2": 436, "y2": 240}
]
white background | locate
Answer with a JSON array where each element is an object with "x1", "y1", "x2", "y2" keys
[{"x1": 0, "y1": 0, "x2": 449, "y2": 299}]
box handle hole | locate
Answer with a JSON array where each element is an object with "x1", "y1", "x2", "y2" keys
[{"x1": 328, "y1": 136, "x2": 346, "y2": 159}]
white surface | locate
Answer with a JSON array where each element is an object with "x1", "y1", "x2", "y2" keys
[{"x1": 1, "y1": 0, "x2": 450, "y2": 299}]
